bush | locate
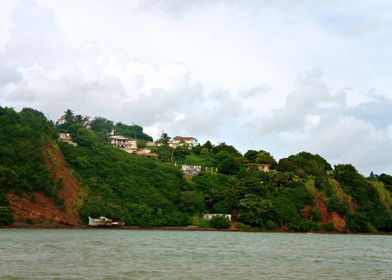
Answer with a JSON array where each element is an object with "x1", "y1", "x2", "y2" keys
[
  {"x1": 347, "y1": 212, "x2": 371, "y2": 233},
  {"x1": 209, "y1": 215, "x2": 231, "y2": 229},
  {"x1": 310, "y1": 208, "x2": 322, "y2": 222},
  {"x1": 265, "y1": 220, "x2": 276, "y2": 230},
  {"x1": 327, "y1": 195, "x2": 348, "y2": 216},
  {"x1": 0, "y1": 206, "x2": 14, "y2": 226},
  {"x1": 325, "y1": 222, "x2": 334, "y2": 232},
  {"x1": 236, "y1": 223, "x2": 257, "y2": 230},
  {"x1": 192, "y1": 216, "x2": 210, "y2": 228}
]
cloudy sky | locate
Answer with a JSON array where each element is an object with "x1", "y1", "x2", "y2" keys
[{"x1": 1, "y1": 0, "x2": 391, "y2": 175}]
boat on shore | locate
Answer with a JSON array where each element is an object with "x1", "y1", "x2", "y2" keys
[{"x1": 88, "y1": 216, "x2": 124, "y2": 227}]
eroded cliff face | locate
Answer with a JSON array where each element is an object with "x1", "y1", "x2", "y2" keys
[
  {"x1": 7, "y1": 142, "x2": 81, "y2": 226},
  {"x1": 303, "y1": 192, "x2": 346, "y2": 232}
]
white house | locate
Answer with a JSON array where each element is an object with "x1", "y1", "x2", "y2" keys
[
  {"x1": 109, "y1": 135, "x2": 137, "y2": 153},
  {"x1": 170, "y1": 136, "x2": 197, "y2": 149}
]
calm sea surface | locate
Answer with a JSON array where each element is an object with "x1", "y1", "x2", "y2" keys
[{"x1": 0, "y1": 229, "x2": 391, "y2": 279}]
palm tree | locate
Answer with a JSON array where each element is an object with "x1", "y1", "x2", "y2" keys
[{"x1": 64, "y1": 109, "x2": 74, "y2": 123}]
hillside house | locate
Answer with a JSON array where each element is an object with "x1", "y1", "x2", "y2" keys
[
  {"x1": 59, "y1": 133, "x2": 72, "y2": 142},
  {"x1": 244, "y1": 163, "x2": 271, "y2": 172},
  {"x1": 170, "y1": 136, "x2": 197, "y2": 149},
  {"x1": 58, "y1": 133, "x2": 77, "y2": 146},
  {"x1": 57, "y1": 116, "x2": 67, "y2": 125},
  {"x1": 110, "y1": 135, "x2": 137, "y2": 153}
]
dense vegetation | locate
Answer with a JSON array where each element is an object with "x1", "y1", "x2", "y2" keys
[
  {"x1": 1, "y1": 106, "x2": 392, "y2": 233},
  {"x1": 0, "y1": 107, "x2": 64, "y2": 225}
]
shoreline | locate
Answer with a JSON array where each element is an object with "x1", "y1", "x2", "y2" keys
[{"x1": 2, "y1": 224, "x2": 392, "y2": 236}]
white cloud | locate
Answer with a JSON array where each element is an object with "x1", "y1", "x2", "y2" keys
[{"x1": 0, "y1": 0, "x2": 391, "y2": 175}]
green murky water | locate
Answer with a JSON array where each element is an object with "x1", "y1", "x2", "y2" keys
[{"x1": 0, "y1": 229, "x2": 391, "y2": 279}]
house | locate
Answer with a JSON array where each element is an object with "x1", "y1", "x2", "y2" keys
[
  {"x1": 58, "y1": 133, "x2": 77, "y2": 146},
  {"x1": 59, "y1": 133, "x2": 72, "y2": 142},
  {"x1": 244, "y1": 163, "x2": 271, "y2": 172},
  {"x1": 57, "y1": 116, "x2": 67, "y2": 125},
  {"x1": 170, "y1": 136, "x2": 197, "y2": 149},
  {"x1": 181, "y1": 164, "x2": 202, "y2": 178},
  {"x1": 109, "y1": 135, "x2": 137, "y2": 153},
  {"x1": 203, "y1": 213, "x2": 232, "y2": 221}
]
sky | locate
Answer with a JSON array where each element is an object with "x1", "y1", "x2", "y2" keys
[{"x1": 0, "y1": 0, "x2": 391, "y2": 175}]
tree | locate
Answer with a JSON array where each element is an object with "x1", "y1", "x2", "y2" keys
[
  {"x1": 255, "y1": 150, "x2": 277, "y2": 167},
  {"x1": 174, "y1": 146, "x2": 191, "y2": 161},
  {"x1": 64, "y1": 109, "x2": 74, "y2": 123},
  {"x1": 218, "y1": 156, "x2": 242, "y2": 175},
  {"x1": 179, "y1": 191, "x2": 204, "y2": 213},
  {"x1": 238, "y1": 194, "x2": 273, "y2": 227},
  {"x1": 90, "y1": 117, "x2": 114, "y2": 138},
  {"x1": 158, "y1": 131, "x2": 171, "y2": 145},
  {"x1": 213, "y1": 142, "x2": 242, "y2": 157},
  {"x1": 244, "y1": 150, "x2": 258, "y2": 162}
]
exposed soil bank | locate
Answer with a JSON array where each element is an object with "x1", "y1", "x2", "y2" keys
[{"x1": 7, "y1": 142, "x2": 82, "y2": 226}]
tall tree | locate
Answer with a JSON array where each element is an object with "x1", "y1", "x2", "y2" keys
[{"x1": 158, "y1": 131, "x2": 171, "y2": 145}]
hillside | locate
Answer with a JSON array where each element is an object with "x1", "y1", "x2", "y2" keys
[{"x1": 1, "y1": 106, "x2": 392, "y2": 233}]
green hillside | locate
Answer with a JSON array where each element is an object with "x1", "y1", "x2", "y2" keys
[{"x1": 1, "y1": 106, "x2": 392, "y2": 233}]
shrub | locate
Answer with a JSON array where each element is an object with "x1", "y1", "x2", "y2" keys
[
  {"x1": 310, "y1": 208, "x2": 322, "y2": 222},
  {"x1": 325, "y1": 222, "x2": 334, "y2": 232},
  {"x1": 0, "y1": 206, "x2": 14, "y2": 226},
  {"x1": 347, "y1": 212, "x2": 371, "y2": 233},
  {"x1": 209, "y1": 215, "x2": 231, "y2": 229},
  {"x1": 265, "y1": 220, "x2": 276, "y2": 230},
  {"x1": 192, "y1": 216, "x2": 210, "y2": 228},
  {"x1": 236, "y1": 223, "x2": 257, "y2": 230}
]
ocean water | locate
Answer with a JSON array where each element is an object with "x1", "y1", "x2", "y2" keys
[{"x1": 0, "y1": 229, "x2": 391, "y2": 279}]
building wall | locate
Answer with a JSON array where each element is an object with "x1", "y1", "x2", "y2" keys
[{"x1": 203, "y1": 213, "x2": 232, "y2": 221}]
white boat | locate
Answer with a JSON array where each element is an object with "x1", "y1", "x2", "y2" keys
[{"x1": 88, "y1": 216, "x2": 124, "y2": 227}]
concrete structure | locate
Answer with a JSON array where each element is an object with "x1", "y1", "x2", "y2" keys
[
  {"x1": 170, "y1": 136, "x2": 197, "y2": 149},
  {"x1": 135, "y1": 149, "x2": 159, "y2": 158},
  {"x1": 109, "y1": 135, "x2": 137, "y2": 153},
  {"x1": 181, "y1": 164, "x2": 202, "y2": 178},
  {"x1": 243, "y1": 163, "x2": 271, "y2": 172},
  {"x1": 146, "y1": 141, "x2": 157, "y2": 147},
  {"x1": 203, "y1": 213, "x2": 232, "y2": 221}
]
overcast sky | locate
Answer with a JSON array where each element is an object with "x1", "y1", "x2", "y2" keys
[{"x1": 1, "y1": 0, "x2": 391, "y2": 175}]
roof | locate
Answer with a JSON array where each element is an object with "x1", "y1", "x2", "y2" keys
[
  {"x1": 109, "y1": 135, "x2": 132, "y2": 140},
  {"x1": 173, "y1": 136, "x2": 195, "y2": 141}
]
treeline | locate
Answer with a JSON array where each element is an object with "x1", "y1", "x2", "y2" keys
[
  {"x1": 1, "y1": 107, "x2": 392, "y2": 233},
  {"x1": 59, "y1": 109, "x2": 153, "y2": 143}
]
